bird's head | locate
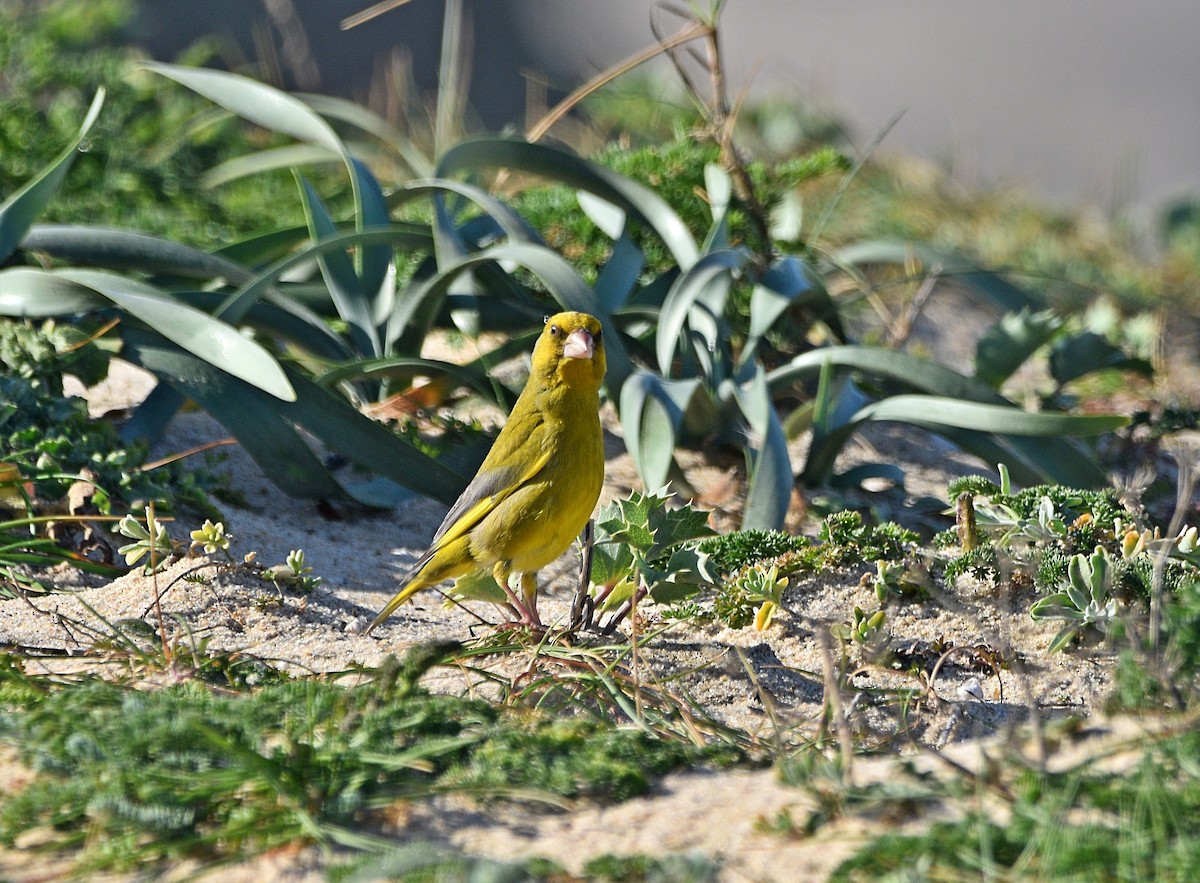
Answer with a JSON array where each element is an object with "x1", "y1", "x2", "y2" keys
[{"x1": 533, "y1": 311, "x2": 606, "y2": 392}]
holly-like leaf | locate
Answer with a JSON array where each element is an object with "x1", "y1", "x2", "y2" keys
[{"x1": 590, "y1": 541, "x2": 636, "y2": 587}]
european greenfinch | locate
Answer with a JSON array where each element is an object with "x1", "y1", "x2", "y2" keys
[{"x1": 365, "y1": 311, "x2": 606, "y2": 633}]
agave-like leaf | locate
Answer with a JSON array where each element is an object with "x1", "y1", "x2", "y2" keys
[
  {"x1": 619, "y1": 373, "x2": 705, "y2": 492},
  {"x1": 297, "y1": 93, "x2": 434, "y2": 177},
  {"x1": 768, "y1": 345, "x2": 1012, "y2": 404},
  {"x1": 23, "y1": 225, "x2": 254, "y2": 284},
  {"x1": 928, "y1": 425, "x2": 1100, "y2": 488},
  {"x1": 296, "y1": 176, "x2": 380, "y2": 359},
  {"x1": 313, "y1": 355, "x2": 501, "y2": 403},
  {"x1": 146, "y1": 62, "x2": 394, "y2": 232},
  {"x1": 436, "y1": 137, "x2": 699, "y2": 268},
  {"x1": 0, "y1": 267, "x2": 103, "y2": 315},
  {"x1": 801, "y1": 394, "x2": 1126, "y2": 487},
  {"x1": 656, "y1": 249, "x2": 747, "y2": 376},
  {"x1": 351, "y1": 158, "x2": 395, "y2": 319},
  {"x1": 974, "y1": 307, "x2": 1064, "y2": 388},
  {"x1": 395, "y1": 179, "x2": 540, "y2": 253},
  {"x1": 217, "y1": 226, "x2": 433, "y2": 328},
  {"x1": 201, "y1": 144, "x2": 344, "y2": 189},
  {"x1": 0, "y1": 268, "x2": 295, "y2": 401},
  {"x1": 857, "y1": 396, "x2": 1126, "y2": 437},
  {"x1": 594, "y1": 225, "x2": 647, "y2": 315},
  {"x1": 740, "y1": 256, "x2": 823, "y2": 373},
  {"x1": 731, "y1": 367, "x2": 794, "y2": 529},
  {"x1": 1049, "y1": 331, "x2": 1153, "y2": 386},
  {"x1": 831, "y1": 239, "x2": 1041, "y2": 314},
  {"x1": 214, "y1": 225, "x2": 312, "y2": 268},
  {"x1": 0, "y1": 89, "x2": 105, "y2": 262},
  {"x1": 701, "y1": 163, "x2": 733, "y2": 253},
  {"x1": 774, "y1": 346, "x2": 1117, "y2": 485},
  {"x1": 146, "y1": 62, "x2": 346, "y2": 158},
  {"x1": 178, "y1": 290, "x2": 355, "y2": 365},
  {"x1": 121, "y1": 329, "x2": 465, "y2": 506}
]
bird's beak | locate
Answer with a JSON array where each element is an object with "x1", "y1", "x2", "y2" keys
[{"x1": 562, "y1": 328, "x2": 595, "y2": 360}]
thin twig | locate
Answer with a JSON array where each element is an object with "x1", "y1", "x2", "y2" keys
[
  {"x1": 340, "y1": 0, "x2": 415, "y2": 31},
  {"x1": 527, "y1": 19, "x2": 710, "y2": 143}
]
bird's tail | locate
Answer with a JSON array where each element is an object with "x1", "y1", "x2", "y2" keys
[
  {"x1": 364, "y1": 536, "x2": 473, "y2": 635},
  {"x1": 363, "y1": 579, "x2": 426, "y2": 635}
]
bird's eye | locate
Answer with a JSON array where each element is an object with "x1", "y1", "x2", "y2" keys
[
  {"x1": 549, "y1": 324, "x2": 561, "y2": 337},
  {"x1": 593, "y1": 328, "x2": 603, "y2": 343}
]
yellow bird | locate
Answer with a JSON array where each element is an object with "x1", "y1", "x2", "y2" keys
[{"x1": 365, "y1": 311, "x2": 606, "y2": 633}]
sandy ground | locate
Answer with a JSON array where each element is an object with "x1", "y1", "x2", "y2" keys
[{"x1": 0, "y1": 342, "x2": 1163, "y2": 880}]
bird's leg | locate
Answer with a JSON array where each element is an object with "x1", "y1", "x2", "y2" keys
[
  {"x1": 492, "y1": 561, "x2": 525, "y2": 621},
  {"x1": 520, "y1": 572, "x2": 542, "y2": 628}
]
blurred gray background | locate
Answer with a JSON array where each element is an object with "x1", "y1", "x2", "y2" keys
[{"x1": 128, "y1": 0, "x2": 1200, "y2": 233}]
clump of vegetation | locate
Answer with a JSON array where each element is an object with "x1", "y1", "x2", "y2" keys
[
  {"x1": 828, "y1": 727, "x2": 1200, "y2": 881},
  {"x1": 0, "y1": 0, "x2": 300, "y2": 244},
  {"x1": 0, "y1": 646, "x2": 723, "y2": 871},
  {"x1": 939, "y1": 467, "x2": 1195, "y2": 604},
  {"x1": 0, "y1": 319, "x2": 225, "y2": 515}
]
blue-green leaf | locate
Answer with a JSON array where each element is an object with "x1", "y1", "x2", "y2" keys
[
  {"x1": 0, "y1": 89, "x2": 104, "y2": 262},
  {"x1": 0, "y1": 268, "x2": 295, "y2": 401},
  {"x1": 436, "y1": 137, "x2": 699, "y2": 268},
  {"x1": 296, "y1": 176, "x2": 380, "y2": 358},
  {"x1": 656, "y1": 249, "x2": 746, "y2": 376},
  {"x1": 732, "y1": 368, "x2": 794, "y2": 530},
  {"x1": 974, "y1": 308, "x2": 1064, "y2": 387}
]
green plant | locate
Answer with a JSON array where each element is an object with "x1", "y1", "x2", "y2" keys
[
  {"x1": 832, "y1": 606, "x2": 889, "y2": 656},
  {"x1": 272, "y1": 548, "x2": 322, "y2": 593},
  {"x1": 114, "y1": 505, "x2": 172, "y2": 573},
  {"x1": 0, "y1": 87, "x2": 478, "y2": 510},
  {"x1": 584, "y1": 488, "x2": 715, "y2": 631},
  {"x1": 0, "y1": 0, "x2": 299, "y2": 246},
  {"x1": 831, "y1": 729, "x2": 1200, "y2": 881},
  {"x1": 1030, "y1": 546, "x2": 1121, "y2": 652},
  {"x1": 0, "y1": 640, "x2": 725, "y2": 873},
  {"x1": 698, "y1": 527, "x2": 812, "y2": 575},
  {"x1": 713, "y1": 561, "x2": 789, "y2": 630}
]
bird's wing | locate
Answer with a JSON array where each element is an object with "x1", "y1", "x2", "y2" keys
[{"x1": 431, "y1": 447, "x2": 552, "y2": 546}]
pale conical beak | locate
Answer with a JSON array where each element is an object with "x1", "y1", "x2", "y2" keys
[{"x1": 563, "y1": 328, "x2": 594, "y2": 360}]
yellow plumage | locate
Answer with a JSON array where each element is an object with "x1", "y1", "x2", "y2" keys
[{"x1": 365, "y1": 311, "x2": 606, "y2": 632}]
